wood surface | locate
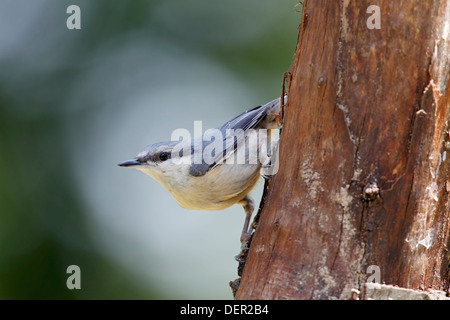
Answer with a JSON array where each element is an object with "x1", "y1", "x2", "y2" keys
[{"x1": 236, "y1": 0, "x2": 450, "y2": 299}]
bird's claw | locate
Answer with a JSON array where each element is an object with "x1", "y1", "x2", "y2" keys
[{"x1": 260, "y1": 139, "x2": 279, "y2": 179}]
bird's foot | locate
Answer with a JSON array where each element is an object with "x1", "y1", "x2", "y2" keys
[{"x1": 260, "y1": 139, "x2": 280, "y2": 179}]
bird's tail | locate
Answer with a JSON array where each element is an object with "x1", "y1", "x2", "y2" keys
[{"x1": 257, "y1": 95, "x2": 287, "y2": 129}]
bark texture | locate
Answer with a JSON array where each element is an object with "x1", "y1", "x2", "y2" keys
[{"x1": 236, "y1": 0, "x2": 450, "y2": 299}]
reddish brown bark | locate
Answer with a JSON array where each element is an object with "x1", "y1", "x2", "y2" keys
[{"x1": 236, "y1": 0, "x2": 450, "y2": 299}]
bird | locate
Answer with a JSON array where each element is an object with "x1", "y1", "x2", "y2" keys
[{"x1": 118, "y1": 97, "x2": 283, "y2": 248}]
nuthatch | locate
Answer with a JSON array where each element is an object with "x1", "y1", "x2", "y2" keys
[{"x1": 118, "y1": 97, "x2": 283, "y2": 247}]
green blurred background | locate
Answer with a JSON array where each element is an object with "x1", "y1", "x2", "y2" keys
[{"x1": 0, "y1": 0, "x2": 300, "y2": 299}]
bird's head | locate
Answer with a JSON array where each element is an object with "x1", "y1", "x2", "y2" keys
[{"x1": 118, "y1": 141, "x2": 189, "y2": 183}]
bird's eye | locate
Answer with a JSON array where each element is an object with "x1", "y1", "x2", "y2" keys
[{"x1": 159, "y1": 152, "x2": 169, "y2": 161}]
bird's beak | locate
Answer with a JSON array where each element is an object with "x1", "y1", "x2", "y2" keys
[{"x1": 118, "y1": 158, "x2": 143, "y2": 167}]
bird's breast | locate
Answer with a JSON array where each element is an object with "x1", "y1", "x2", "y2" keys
[{"x1": 166, "y1": 163, "x2": 262, "y2": 211}]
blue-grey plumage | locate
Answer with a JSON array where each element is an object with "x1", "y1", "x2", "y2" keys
[{"x1": 118, "y1": 97, "x2": 284, "y2": 245}]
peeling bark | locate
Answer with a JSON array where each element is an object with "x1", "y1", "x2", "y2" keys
[{"x1": 235, "y1": 0, "x2": 450, "y2": 300}]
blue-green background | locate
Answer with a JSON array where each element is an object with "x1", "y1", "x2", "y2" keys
[{"x1": 0, "y1": 0, "x2": 300, "y2": 299}]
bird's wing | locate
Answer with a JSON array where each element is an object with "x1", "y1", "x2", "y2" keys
[{"x1": 188, "y1": 98, "x2": 280, "y2": 177}]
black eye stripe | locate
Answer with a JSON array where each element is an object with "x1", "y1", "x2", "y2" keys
[{"x1": 159, "y1": 152, "x2": 169, "y2": 161}]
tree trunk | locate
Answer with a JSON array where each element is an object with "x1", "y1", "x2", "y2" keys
[{"x1": 235, "y1": 0, "x2": 450, "y2": 300}]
